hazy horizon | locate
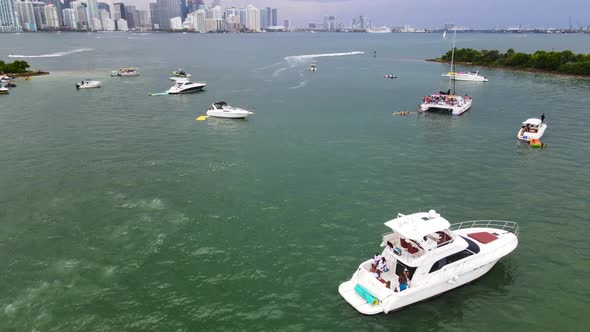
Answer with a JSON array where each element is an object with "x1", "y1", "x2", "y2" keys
[{"x1": 122, "y1": 0, "x2": 590, "y2": 29}]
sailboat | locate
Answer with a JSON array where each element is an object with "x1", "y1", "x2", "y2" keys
[
  {"x1": 442, "y1": 30, "x2": 447, "y2": 39},
  {"x1": 418, "y1": 29, "x2": 472, "y2": 115}
]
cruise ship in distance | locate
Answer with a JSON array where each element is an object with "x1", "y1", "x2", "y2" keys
[{"x1": 366, "y1": 27, "x2": 391, "y2": 33}]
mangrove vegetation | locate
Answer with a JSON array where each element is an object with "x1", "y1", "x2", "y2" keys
[{"x1": 435, "y1": 48, "x2": 590, "y2": 76}]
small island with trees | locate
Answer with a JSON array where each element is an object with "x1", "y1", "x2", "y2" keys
[
  {"x1": 429, "y1": 48, "x2": 590, "y2": 77},
  {"x1": 0, "y1": 60, "x2": 49, "y2": 77}
]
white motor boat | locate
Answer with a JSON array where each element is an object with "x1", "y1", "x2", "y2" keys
[
  {"x1": 517, "y1": 118, "x2": 547, "y2": 141},
  {"x1": 111, "y1": 67, "x2": 140, "y2": 76},
  {"x1": 167, "y1": 79, "x2": 206, "y2": 94},
  {"x1": 338, "y1": 210, "x2": 519, "y2": 315},
  {"x1": 206, "y1": 101, "x2": 254, "y2": 119},
  {"x1": 419, "y1": 92, "x2": 472, "y2": 115},
  {"x1": 442, "y1": 71, "x2": 488, "y2": 82},
  {"x1": 0, "y1": 86, "x2": 9, "y2": 95},
  {"x1": 76, "y1": 80, "x2": 102, "y2": 89}
]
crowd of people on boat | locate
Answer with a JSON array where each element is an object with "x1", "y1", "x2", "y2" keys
[
  {"x1": 368, "y1": 251, "x2": 411, "y2": 292},
  {"x1": 422, "y1": 94, "x2": 472, "y2": 106}
]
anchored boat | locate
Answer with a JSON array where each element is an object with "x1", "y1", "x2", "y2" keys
[
  {"x1": 517, "y1": 118, "x2": 547, "y2": 141},
  {"x1": 338, "y1": 210, "x2": 519, "y2": 315},
  {"x1": 206, "y1": 101, "x2": 254, "y2": 119}
]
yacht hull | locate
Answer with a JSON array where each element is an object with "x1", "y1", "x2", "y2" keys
[
  {"x1": 206, "y1": 110, "x2": 252, "y2": 119},
  {"x1": 419, "y1": 100, "x2": 472, "y2": 115},
  {"x1": 168, "y1": 86, "x2": 205, "y2": 94}
]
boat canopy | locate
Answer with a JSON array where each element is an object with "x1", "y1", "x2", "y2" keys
[
  {"x1": 214, "y1": 101, "x2": 228, "y2": 107},
  {"x1": 384, "y1": 210, "x2": 451, "y2": 241},
  {"x1": 523, "y1": 118, "x2": 542, "y2": 126}
]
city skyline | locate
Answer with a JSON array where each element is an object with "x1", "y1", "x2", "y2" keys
[{"x1": 121, "y1": 0, "x2": 590, "y2": 28}]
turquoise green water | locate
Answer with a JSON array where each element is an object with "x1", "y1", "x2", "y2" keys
[{"x1": 1, "y1": 32, "x2": 590, "y2": 331}]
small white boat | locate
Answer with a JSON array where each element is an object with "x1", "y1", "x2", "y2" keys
[
  {"x1": 419, "y1": 92, "x2": 472, "y2": 115},
  {"x1": 338, "y1": 210, "x2": 519, "y2": 315},
  {"x1": 111, "y1": 67, "x2": 140, "y2": 76},
  {"x1": 76, "y1": 80, "x2": 102, "y2": 89},
  {"x1": 0, "y1": 86, "x2": 9, "y2": 95},
  {"x1": 517, "y1": 118, "x2": 547, "y2": 141},
  {"x1": 167, "y1": 79, "x2": 206, "y2": 94},
  {"x1": 309, "y1": 64, "x2": 317, "y2": 71},
  {"x1": 442, "y1": 71, "x2": 488, "y2": 82},
  {"x1": 206, "y1": 101, "x2": 254, "y2": 119}
]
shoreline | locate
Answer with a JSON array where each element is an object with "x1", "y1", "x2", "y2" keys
[
  {"x1": 7, "y1": 71, "x2": 50, "y2": 78},
  {"x1": 426, "y1": 59, "x2": 590, "y2": 79}
]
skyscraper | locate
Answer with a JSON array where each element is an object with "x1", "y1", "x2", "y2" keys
[
  {"x1": 62, "y1": 8, "x2": 77, "y2": 29},
  {"x1": 245, "y1": 4, "x2": 259, "y2": 32},
  {"x1": 271, "y1": 8, "x2": 277, "y2": 26},
  {"x1": 259, "y1": 7, "x2": 267, "y2": 29},
  {"x1": 156, "y1": 0, "x2": 181, "y2": 30},
  {"x1": 0, "y1": 0, "x2": 21, "y2": 32},
  {"x1": 124, "y1": 5, "x2": 136, "y2": 28},
  {"x1": 15, "y1": 0, "x2": 37, "y2": 31},
  {"x1": 44, "y1": 4, "x2": 59, "y2": 28},
  {"x1": 149, "y1": 2, "x2": 158, "y2": 29},
  {"x1": 32, "y1": 1, "x2": 46, "y2": 30},
  {"x1": 84, "y1": 0, "x2": 100, "y2": 30},
  {"x1": 283, "y1": 19, "x2": 289, "y2": 30},
  {"x1": 113, "y1": 2, "x2": 124, "y2": 20}
]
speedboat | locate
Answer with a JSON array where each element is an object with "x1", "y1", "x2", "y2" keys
[
  {"x1": 517, "y1": 118, "x2": 547, "y2": 141},
  {"x1": 442, "y1": 71, "x2": 488, "y2": 82},
  {"x1": 111, "y1": 67, "x2": 140, "y2": 76},
  {"x1": 309, "y1": 64, "x2": 317, "y2": 71},
  {"x1": 0, "y1": 86, "x2": 9, "y2": 95},
  {"x1": 206, "y1": 101, "x2": 254, "y2": 119},
  {"x1": 384, "y1": 74, "x2": 397, "y2": 79},
  {"x1": 76, "y1": 80, "x2": 102, "y2": 89},
  {"x1": 167, "y1": 79, "x2": 206, "y2": 94},
  {"x1": 338, "y1": 210, "x2": 519, "y2": 315},
  {"x1": 419, "y1": 91, "x2": 472, "y2": 115}
]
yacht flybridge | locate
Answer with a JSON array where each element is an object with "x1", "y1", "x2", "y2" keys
[{"x1": 338, "y1": 210, "x2": 519, "y2": 315}]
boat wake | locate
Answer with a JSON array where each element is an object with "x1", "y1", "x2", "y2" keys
[
  {"x1": 8, "y1": 48, "x2": 94, "y2": 58},
  {"x1": 272, "y1": 51, "x2": 364, "y2": 78}
]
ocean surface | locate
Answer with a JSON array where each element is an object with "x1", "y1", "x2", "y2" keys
[{"x1": 1, "y1": 32, "x2": 589, "y2": 331}]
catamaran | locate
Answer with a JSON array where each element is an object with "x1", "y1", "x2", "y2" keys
[
  {"x1": 442, "y1": 70, "x2": 488, "y2": 82},
  {"x1": 419, "y1": 29, "x2": 472, "y2": 115}
]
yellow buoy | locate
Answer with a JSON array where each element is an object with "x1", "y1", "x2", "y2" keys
[{"x1": 196, "y1": 116, "x2": 208, "y2": 121}]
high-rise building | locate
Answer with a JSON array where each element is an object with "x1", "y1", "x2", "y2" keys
[
  {"x1": 271, "y1": 8, "x2": 277, "y2": 26},
  {"x1": 138, "y1": 10, "x2": 149, "y2": 30},
  {"x1": 327, "y1": 16, "x2": 336, "y2": 31},
  {"x1": 180, "y1": 0, "x2": 187, "y2": 19},
  {"x1": 186, "y1": 0, "x2": 201, "y2": 13},
  {"x1": 259, "y1": 7, "x2": 267, "y2": 29},
  {"x1": 32, "y1": 2, "x2": 46, "y2": 30},
  {"x1": 283, "y1": 19, "x2": 289, "y2": 30},
  {"x1": 224, "y1": 7, "x2": 238, "y2": 20},
  {"x1": 359, "y1": 15, "x2": 365, "y2": 30},
  {"x1": 113, "y1": 2, "x2": 124, "y2": 20},
  {"x1": 43, "y1": 0, "x2": 62, "y2": 27},
  {"x1": 0, "y1": 0, "x2": 21, "y2": 32},
  {"x1": 99, "y1": 8, "x2": 114, "y2": 30},
  {"x1": 212, "y1": 5, "x2": 222, "y2": 19},
  {"x1": 156, "y1": 0, "x2": 181, "y2": 30},
  {"x1": 70, "y1": 1, "x2": 89, "y2": 30},
  {"x1": 125, "y1": 5, "x2": 137, "y2": 28},
  {"x1": 194, "y1": 7, "x2": 204, "y2": 32},
  {"x1": 44, "y1": 4, "x2": 59, "y2": 28},
  {"x1": 97, "y1": 2, "x2": 110, "y2": 17},
  {"x1": 15, "y1": 1, "x2": 37, "y2": 31},
  {"x1": 62, "y1": 8, "x2": 76, "y2": 28},
  {"x1": 245, "y1": 4, "x2": 259, "y2": 32},
  {"x1": 149, "y1": 2, "x2": 158, "y2": 29},
  {"x1": 239, "y1": 7, "x2": 246, "y2": 28},
  {"x1": 83, "y1": 0, "x2": 99, "y2": 30}
]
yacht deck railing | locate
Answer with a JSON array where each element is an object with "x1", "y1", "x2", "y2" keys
[{"x1": 449, "y1": 220, "x2": 519, "y2": 237}]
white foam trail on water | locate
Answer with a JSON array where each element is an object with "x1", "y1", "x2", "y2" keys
[
  {"x1": 273, "y1": 51, "x2": 364, "y2": 78},
  {"x1": 289, "y1": 81, "x2": 308, "y2": 90},
  {"x1": 8, "y1": 48, "x2": 94, "y2": 58},
  {"x1": 284, "y1": 51, "x2": 364, "y2": 64}
]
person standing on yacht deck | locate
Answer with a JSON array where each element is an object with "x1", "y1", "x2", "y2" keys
[
  {"x1": 373, "y1": 253, "x2": 382, "y2": 265},
  {"x1": 377, "y1": 257, "x2": 389, "y2": 273},
  {"x1": 398, "y1": 269, "x2": 410, "y2": 291}
]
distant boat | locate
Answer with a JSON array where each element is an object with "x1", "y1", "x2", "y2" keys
[
  {"x1": 443, "y1": 30, "x2": 447, "y2": 39},
  {"x1": 366, "y1": 27, "x2": 391, "y2": 34}
]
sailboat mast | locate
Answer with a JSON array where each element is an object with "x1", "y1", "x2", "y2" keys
[{"x1": 450, "y1": 28, "x2": 457, "y2": 94}]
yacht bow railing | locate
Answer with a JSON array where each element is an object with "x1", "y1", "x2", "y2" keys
[{"x1": 449, "y1": 220, "x2": 519, "y2": 237}]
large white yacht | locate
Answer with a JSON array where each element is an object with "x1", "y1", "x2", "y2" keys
[
  {"x1": 366, "y1": 27, "x2": 391, "y2": 34},
  {"x1": 338, "y1": 210, "x2": 519, "y2": 315},
  {"x1": 442, "y1": 71, "x2": 488, "y2": 82},
  {"x1": 517, "y1": 118, "x2": 547, "y2": 141},
  {"x1": 207, "y1": 101, "x2": 254, "y2": 119},
  {"x1": 167, "y1": 79, "x2": 206, "y2": 94}
]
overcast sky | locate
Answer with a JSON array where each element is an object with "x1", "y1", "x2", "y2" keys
[{"x1": 125, "y1": 0, "x2": 590, "y2": 28}]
